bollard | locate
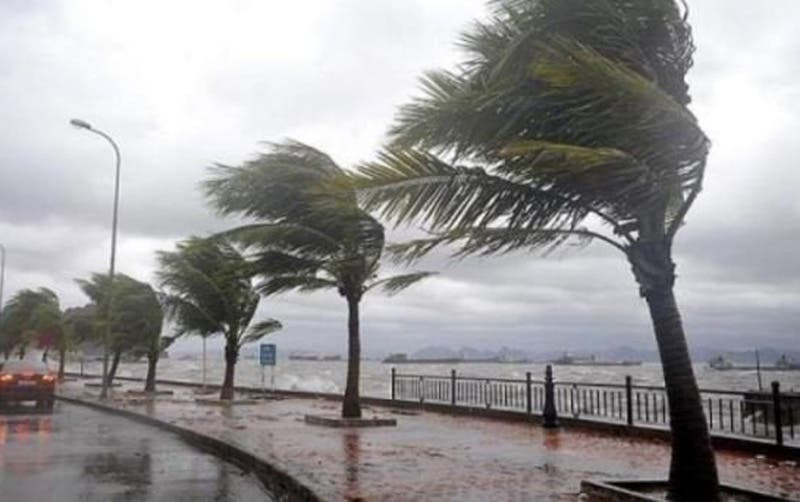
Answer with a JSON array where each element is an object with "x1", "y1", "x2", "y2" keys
[
  {"x1": 625, "y1": 375, "x2": 634, "y2": 426},
  {"x1": 772, "y1": 381, "x2": 783, "y2": 446},
  {"x1": 451, "y1": 369, "x2": 457, "y2": 407},
  {"x1": 391, "y1": 367, "x2": 396, "y2": 401},
  {"x1": 543, "y1": 365, "x2": 558, "y2": 428},
  {"x1": 526, "y1": 371, "x2": 532, "y2": 415}
]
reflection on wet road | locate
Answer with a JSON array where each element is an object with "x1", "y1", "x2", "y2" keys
[{"x1": 0, "y1": 402, "x2": 273, "y2": 501}]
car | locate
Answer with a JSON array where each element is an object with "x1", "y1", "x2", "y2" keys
[{"x1": 0, "y1": 360, "x2": 56, "y2": 411}]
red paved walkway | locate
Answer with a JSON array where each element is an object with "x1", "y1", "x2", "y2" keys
[{"x1": 59, "y1": 381, "x2": 799, "y2": 500}]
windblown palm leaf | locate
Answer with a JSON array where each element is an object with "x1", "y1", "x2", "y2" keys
[
  {"x1": 205, "y1": 140, "x2": 432, "y2": 418},
  {"x1": 157, "y1": 236, "x2": 281, "y2": 400},
  {"x1": 352, "y1": 1, "x2": 720, "y2": 497}
]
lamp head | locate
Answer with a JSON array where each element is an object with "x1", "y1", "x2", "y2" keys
[{"x1": 69, "y1": 118, "x2": 92, "y2": 130}]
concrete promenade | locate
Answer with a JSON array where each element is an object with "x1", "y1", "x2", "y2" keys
[{"x1": 58, "y1": 380, "x2": 800, "y2": 501}]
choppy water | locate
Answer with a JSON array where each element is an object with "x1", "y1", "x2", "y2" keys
[{"x1": 67, "y1": 358, "x2": 800, "y2": 397}]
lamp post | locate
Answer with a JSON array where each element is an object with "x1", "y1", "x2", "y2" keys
[
  {"x1": 0, "y1": 243, "x2": 6, "y2": 327},
  {"x1": 70, "y1": 118, "x2": 121, "y2": 400}
]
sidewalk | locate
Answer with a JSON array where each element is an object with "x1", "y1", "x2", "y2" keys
[{"x1": 58, "y1": 380, "x2": 800, "y2": 501}]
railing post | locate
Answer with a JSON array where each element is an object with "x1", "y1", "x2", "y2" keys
[
  {"x1": 543, "y1": 365, "x2": 558, "y2": 428},
  {"x1": 526, "y1": 371, "x2": 532, "y2": 415},
  {"x1": 419, "y1": 375, "x2": 424, "y2": 404},
  {"x1": 391, "y1": 367, "x2": 396, "y2": 401},
  {"x1": 772, "y1": 381, "x2": 783, "y2": 446},
  {"x1": 451, "y1": 369, "x2": 457, "y2": 407},
  {"x1": 625, "y1": 375, "x2": 634, "y2": 426}
]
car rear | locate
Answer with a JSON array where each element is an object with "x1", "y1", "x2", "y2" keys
[{"x1": 0, "y1": 361, "x2": 56, "y2": 411}]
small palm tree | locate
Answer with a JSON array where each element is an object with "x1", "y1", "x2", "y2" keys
[
  {"x1": 205, "y1": 141, "x2": 433, "y2": 418},
  {"x1": 115, "y1": 285, "x2": 167, "y2": 393},
  {"x1": 157, "y1": 236, "x2": 282, "y2": 400},
  {"x1": 0, "y1": 288, "x2": 64, "y2": 363},
  {"x1": 349, "y1": 1, "x2": 718, "y2": 498},
  {"x1": 62, "y1": 305, "x2": 97, "y2": 380},
  {"x1": 76, "y1": 273, "x2": 163, "y2": 387}
]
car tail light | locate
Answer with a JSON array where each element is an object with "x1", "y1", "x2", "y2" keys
[
  {"x1": 42, "y1": 374, "x2": 56, "y2": 382},
  {"x1": 0, "y1": 373, "x2": 13, "y2": 382}
]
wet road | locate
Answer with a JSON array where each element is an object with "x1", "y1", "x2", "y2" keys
[{"x1": 0, "y1": 402, "x2": 274, "y2": 501}]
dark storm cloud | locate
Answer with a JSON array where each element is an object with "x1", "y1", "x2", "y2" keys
[{"x1": 0, "y1": 0, "x2": 798, "y2": 356}]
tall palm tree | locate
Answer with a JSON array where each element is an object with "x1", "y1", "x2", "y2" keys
[
  {"x1": 349, "y1": 1, "x2": 717, "y2": 498},
  {"x1": 205, "y1": 141, "x2": 433, "y2": 418},
  {"x1": 76, "y1": 273, "x2": 162, "y2": 386},
  {"x1": 157, "y1": 236, "x2": 282, "y2": 400}
]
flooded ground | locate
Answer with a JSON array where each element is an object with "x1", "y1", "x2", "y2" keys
[
  {"x1": 58, "y1": 380, "x2": 800, "y2": 501},
  {"x1": 0, "y1": 401, "x2": 274, "y2": 501}
]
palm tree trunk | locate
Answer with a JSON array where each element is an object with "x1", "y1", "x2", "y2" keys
[
  {"x1": 202, "y1": 336, "x2": 207, "y2": 390},
  {"x1": 342, "y1": 295, "x2": 361, "y2": 419},
  {"x1": 630, "y1": 240, "x2": 720, "y2": 501},
  {"x1": 145, "y1": 355, "x2": 157, "y2": 392},
  {"x1": 108, "y1": 350, "x2": 121, "y2": 386},
  {"x1": 645, "y1": 285, "x2": 720, "y2": 501},
  {"x1": 220, "y1": 339, "x2": 237, "y2": 401},
  {"x1": 57, "y1": 348, "x2": 66, "y2": 380}
]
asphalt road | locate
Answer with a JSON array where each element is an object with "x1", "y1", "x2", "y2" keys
[{"x1": 0, "y1": 401, "x2": 275, "y2": 501}]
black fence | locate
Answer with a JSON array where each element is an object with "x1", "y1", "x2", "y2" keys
[{"x1": 391, "y1": 367, "x2": 798, "y2": 446}]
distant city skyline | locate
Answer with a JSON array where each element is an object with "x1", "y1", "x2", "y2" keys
[{"x1": 1, "y1": 0, "x2": 797, "y2": 356}]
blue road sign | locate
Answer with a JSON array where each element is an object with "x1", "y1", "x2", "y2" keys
[{"x1": 260, "y1": 343, "x2": 276, "y2": 366}]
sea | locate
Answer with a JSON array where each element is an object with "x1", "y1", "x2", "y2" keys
[{"x1": 66, "y1": 358, "x2": 800, "y2": 397}]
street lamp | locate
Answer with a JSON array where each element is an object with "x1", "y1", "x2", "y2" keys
[
  {"x1": 70, "y1": 118, "x2": 121, "y2": 400},
  {"x1": 0, "y1": 243, "x2": 6, "y2": 324}
]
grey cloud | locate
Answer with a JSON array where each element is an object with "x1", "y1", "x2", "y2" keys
[{"x1": 0, "y1": 0, "x2": 798, "y2": 357}]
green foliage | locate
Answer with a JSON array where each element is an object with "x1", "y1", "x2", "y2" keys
[
  {"x1": 0, "y1": 288, "x2": 64, "y2": 357},
  {"x1": 205, "y1": 141, "x2": 434, "y2": 302},
  {"x1": 354, "y1": 0, "x2": 707, "y2": 259},
  {"x1": 75, "y1": 273, "x2": 163, "y2": 356},
  {"x1": 157, "y1": 236, "x2": 280, "y2": 349}
]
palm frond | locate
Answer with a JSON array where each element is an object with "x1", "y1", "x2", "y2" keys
[
  {"x1": 240, "y1": 318, "x2": 283, "y2": 346},
  {"x1": 354, "y1": 148, "x2": 595, "y2": 232},
  {"x1": 366, "y1": 272, "x2": 437, "y2": 296},
  {"x1": 387, "y1": 225, "x2": 619, "y2": 264},
  {"x1": 204, "y1": 140, "x2": 351, "y2": 221},
  {"x1": 257, "y1": 275, "x2": 338, "y2": 296}
]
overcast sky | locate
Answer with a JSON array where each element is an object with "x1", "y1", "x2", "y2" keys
[{"x1": 0, "y1": 0, "x2": 797, "y2": 356}]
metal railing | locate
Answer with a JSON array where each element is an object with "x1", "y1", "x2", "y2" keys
[{"x1": 391, "y1": 367, "x2": 798, "y2": 446}]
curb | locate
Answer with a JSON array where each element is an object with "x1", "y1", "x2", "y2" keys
[{"x1": 56, "y1": 394, "x2": 321, "y2": 501}]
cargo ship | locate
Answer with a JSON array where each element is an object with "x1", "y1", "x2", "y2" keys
[
  {"x1": 382, "y1": 353, "x2": 530, "y2": 364},
  {"x1": 708, "y1": 354, "x2": 800, "y2": 371},
  {"x1": 548, "y1": 353, "x2": 642, "y2": 367}
]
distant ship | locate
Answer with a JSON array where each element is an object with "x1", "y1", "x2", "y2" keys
[
  {"x1": 775, "y1": 354, "x2": 800, "y2": 370},
  {"x1": 382, "y1": 353, "x2": 530, "y2": 364},
  {"x1": 708, "y1": 353, "x2": 800, "y2": 371},
  {"x1": 708, "y1": 355, "x2": 734, "y2": 370},
  {"x1": 548, "y1": 353, "x2": 642, "y2": 367},
  {"x1": 288, "y1": 352, "x2": 342, "y2": 362}
]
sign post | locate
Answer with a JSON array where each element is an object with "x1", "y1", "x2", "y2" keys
[{"x1": 259, "y1": 343, "x2": 276, "y2": 394}]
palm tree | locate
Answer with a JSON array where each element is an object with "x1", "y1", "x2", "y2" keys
[
  {"x1": 349, "y1": 1, "x2": 717, "y2": 498},
  {"x1": 62, "y1": 305, "x2": 97, "y2": 380},
  {"x1": 205, "y1": 141, "x2": 433, "y2": 418},
  {"x1": 0, "y1": 288, "x2": 64, "y2": 363},
  {"x1": 76, "y1": 273, "x2": 162, "y2": 387},
  {"x1": 157, "y1": 236, "x2": 282, "y2": 400},
  {"x1": 115, "y1": 286, "x2": 167, "y2": 393}
]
